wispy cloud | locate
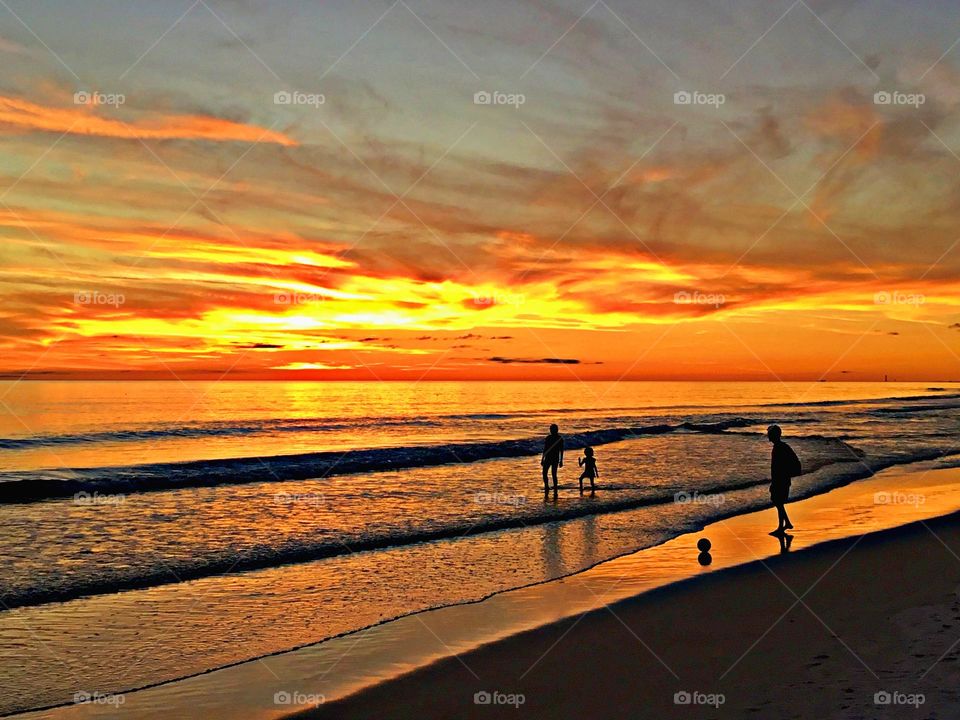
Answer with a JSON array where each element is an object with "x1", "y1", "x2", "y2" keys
[{"x1": 0, "y1": 96, "x2": 296, "y2": 145}]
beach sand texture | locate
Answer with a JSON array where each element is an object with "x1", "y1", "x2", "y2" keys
[{"x1": 305, "y1": 474, "x2": 960, "y2": 719}]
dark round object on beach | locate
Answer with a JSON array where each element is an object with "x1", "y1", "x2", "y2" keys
[
  {"x1": 697, "y1": 551, "x2": 713, "y2": 566},
  {"x1": 697, "y1": 538, "x2": 712, "y2": 552}
]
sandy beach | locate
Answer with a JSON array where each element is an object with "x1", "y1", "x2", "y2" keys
[{"x1": 304, "y1": 488, "x2": 960, "y2": 719}]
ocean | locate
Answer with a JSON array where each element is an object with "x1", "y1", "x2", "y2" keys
[{"x1": 1, "y1": 380, "x2": 959, "y2": 715}]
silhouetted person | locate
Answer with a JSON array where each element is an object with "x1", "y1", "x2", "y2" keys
[
  {"x1": 577, "y1": 446, "x2": 598, "y2": 494},
  {"x1": 541, "y1": 423, "x2": 564, "y2": 493},
  {"x1": 767, "y1": 424, "x2": 801, "y2": 535}
]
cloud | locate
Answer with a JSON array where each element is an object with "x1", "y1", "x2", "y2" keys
[
  {"x1": 413, "y1": 333, "x2": 496, "y2": 341},
  {"x1": 0, "y1": 36, "x2": 28, "y2": 55},
  {"x1": 6, "y1": 2, "x2": 960, "y2": 380},
  {"x1": 488, "y1": 356, "x2": 594, "y2": 365},
  {"x1": 0, "y1": 96, "x2": 296, "y2": 145}
]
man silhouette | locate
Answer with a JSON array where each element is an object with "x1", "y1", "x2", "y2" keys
[
  {"x1": 541, "y1": 423, "x2": 564, "y2": 493},
  {"x1": 767, "y1": 424, "x2": 800, "y2": 535}
]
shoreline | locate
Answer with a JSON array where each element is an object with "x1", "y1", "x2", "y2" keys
[
  {"x1": 21, "y1": 458, "x2": 960, "y2": 719},
  {"x1": 307, "y1": 506, "x2": 960, "y2": 719},
  {"x1": 0, "y1": 455, "x2": 899, "y2": 715},
  {"x1": 0, "y1": 446, "x2": 889, "y2": 613}
]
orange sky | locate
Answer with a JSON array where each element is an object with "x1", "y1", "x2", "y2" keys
[{"x1": 1, "y1": 1, "x2": 960, "y2": 381}]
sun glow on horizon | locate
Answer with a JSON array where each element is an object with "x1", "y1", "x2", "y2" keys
[{"x1": 1, "y1": 1, "x2": 960, "y2": 380}]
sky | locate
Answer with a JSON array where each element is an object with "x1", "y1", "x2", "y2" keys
[{"x1": 2, "y1": 0, "x2": 960, "y2": 381}]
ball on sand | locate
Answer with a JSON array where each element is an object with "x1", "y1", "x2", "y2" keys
[{"x1": 697, "y1": 538, "x2": 711, "y2": 552}]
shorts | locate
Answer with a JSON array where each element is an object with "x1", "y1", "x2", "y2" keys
[{"x1": 770, "y1": 479, "x2": 791, "y2": 505}]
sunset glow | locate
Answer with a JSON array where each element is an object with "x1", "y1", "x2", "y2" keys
[{"x1": 1, "y1": 1, "x2": 959, "y2": 381}]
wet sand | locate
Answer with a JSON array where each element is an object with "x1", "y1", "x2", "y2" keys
[{"x1": 304, "y1": 469, "x2": 960, "y2": 719}]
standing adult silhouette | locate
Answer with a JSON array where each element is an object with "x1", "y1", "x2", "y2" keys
[
  {"x1": 767, "y1": 424, "x2": 801, "y2": 535},
  {"x1": 541, "y1": 423, "x2": 564, "y2": 494}
]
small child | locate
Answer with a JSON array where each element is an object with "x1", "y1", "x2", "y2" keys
[{"x1": 577, "y1": 447, "x2": 599, "y2": 494}]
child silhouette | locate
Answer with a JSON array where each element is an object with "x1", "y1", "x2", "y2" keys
[
  {"x1": 767, "y1": 424, "x2": 800, "y2": 535},
  {"x1": 578, "y1": 446, "x2": 598, "y2": 494}
]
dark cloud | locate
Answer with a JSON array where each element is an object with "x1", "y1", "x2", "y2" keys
[
  {"x1": 413, "y1": 333, "x2": 492, "y2": 341},
  {"x1": 0, "y1": 370, "x2": 56, "y2": 378},
  {"x1": 488, "y1": 356, "x2": 597, "y2": 365}
]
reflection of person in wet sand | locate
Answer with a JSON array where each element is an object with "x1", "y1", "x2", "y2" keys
[
  {"x1": 541, "y1": 424, "x2": 564, "y2": 494},
  {"x1": 541, "y1": 522, "x2": 562, "y2": 579},
  {"x1": 776, "y1": 532, "x2": 793, "y2": 553},
  {"x1": 767, "y1": 424, "x2": 801, "y2": 536}
]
